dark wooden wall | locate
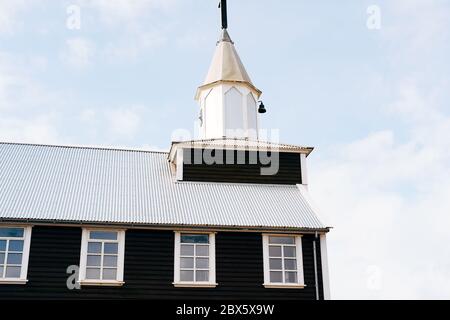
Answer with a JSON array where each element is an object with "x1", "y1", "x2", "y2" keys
[
  {"x1": 183, "y1": 149, "x2": 302, "y2": 185},
  {"x1": 0, "y1": 226, "x2": 323, "y2": 300}
]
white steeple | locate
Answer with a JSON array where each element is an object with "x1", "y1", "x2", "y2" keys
[{"x1": 195, "y1": 25, "x2": 262, "y2": 140}]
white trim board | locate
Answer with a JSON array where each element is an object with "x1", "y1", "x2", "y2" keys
[{"x1": 320, "y1": 234, "x2": 331, "y2": 300}]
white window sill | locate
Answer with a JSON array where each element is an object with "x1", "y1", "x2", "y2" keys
[
  {"x1": 173, "y1": 282, "x2": 218, "y2": 288},
  {"x1": 0, "y1": 279, "x2": 28, "y2": 285},
  {"x1": 79, "y1": 280, "x2": 125, "y2": 287},
  {"x1": 263, "y1": 283, "x2": 306, "y2": 289}
]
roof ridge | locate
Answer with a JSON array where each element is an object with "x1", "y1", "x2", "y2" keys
[{"x1": 0, "y1": 141, "x2": 169, "y2": 155}]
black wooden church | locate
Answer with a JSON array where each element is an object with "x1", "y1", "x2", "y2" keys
[{"x1": 0, "y1": 1, "x2": 331, "y2": 300}]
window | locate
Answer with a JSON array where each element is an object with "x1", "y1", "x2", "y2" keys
[
  {"x1": 0, "y1": 226, "x2": 32, "y2": 284},
  {"x1": 225, "y1": 87, "x2": 244, "y2": 133},
  {"x1": 262, "y1": 234, "x2": 305, "y2": 288},
  {"x1": 79, "y1": 229, "x2": 125, "y2": 286},
  {"x1": 173, "y1": 232, "x2": 216, "y2": 287}
]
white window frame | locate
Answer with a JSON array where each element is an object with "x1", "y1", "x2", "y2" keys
[
  {"x1": 0, "y1": 225, "x2": 32, "y2": 285},
  {"x1": 173, "y1": 231, "x2": 217, "y2": 288},
  {"x1": 262, "y1": 234, "x2": 305, "y2": 289},
  {"x1": 78, "y1": 228, "x2": 126, "y2": 286}
]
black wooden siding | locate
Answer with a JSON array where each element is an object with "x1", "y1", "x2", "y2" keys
[
  {"x1": 183, "y1": 149, "x2": 302, "y2": 185},
  {"x1": 0, "y1": 226, "x2": 323, "y2": 300}
]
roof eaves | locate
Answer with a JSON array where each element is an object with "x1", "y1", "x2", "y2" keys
[
  {"x1": 0, "y1": 218, "x2": 331, "y2": 233},
  {"x1": 195, "y1": 80, "x2": 262, "y2": 100},
  {"x1": 170, "y1": 139, "x2": 314, "y2": 157}
]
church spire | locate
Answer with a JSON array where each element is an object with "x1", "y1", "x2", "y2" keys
[
  {"x1": 195, "y1": 1, "x2": 262, "y2": 140},
  {"x1": 196, "y1": 29, "x2": 260, "y2": 96}
]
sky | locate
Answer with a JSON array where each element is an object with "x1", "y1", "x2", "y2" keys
[{"x1": 1, "y1": 0, "x2": 450, "y2": 299}]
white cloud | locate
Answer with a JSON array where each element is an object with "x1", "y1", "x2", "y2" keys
[
  {"x1": 1, "y1": 48, "x2": 143, "y2": 144},
  {"x1": 79, "y1": 108, "x2": 97, "y2": 122},
  {"x1": 0, "y1": 0, "x2": 29, "y2": 35},
  {"x1": 0, "y1": 52, "x2": 53, "y2": 110},
  {"x1": 311, "y1": 82, "x2": 450, "y2": 300},
  {"x1": 61, "y1": 37, "x2": 96, "y2": 68},
  {"x1": 139, "y1": 143, "x2": 168, "y2": 152},
  {"x1": 307, "y1": 1, "x2": 450, "y2": 299},
  {"x1": 0, "y1": 59, "x2": 17, "y2": 110},
  {"x1": 385, "y1": 0, "x2": 450, "y2": 53},
  {"x1": 74, "y1": 1, "x2": 175, "y2": 63},
  {"x1": 106, "y1": 107, "x2": 142, "y2": 140},
  {"x1": 0, "y1": 52, "x2": 60, "y2": 143},
  {"x1": 80, "y1": 0, "x2": 179, "y2": 26},
  {"x1": 103, "y1": 30, "x2": 167, "y2": 61},
  {"x1": 0, "y1": 114, "x2": 59, "y2": 144},
  {"x1": 176, "y1": 30, "x2": 211, "y2": 50},
  {"x1": 77, "y1": 106, "x2": 146, "y2": 143}
]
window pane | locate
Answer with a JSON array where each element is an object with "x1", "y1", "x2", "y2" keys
[
  {"x1": 285, "y1": 272, "x2": 298, "y2": 284},
  {"x1": 269, "y1": 258, "x2": 282, "y2": 270},
  {"x1": 86, "y1": 255, "x2": 101, "y2": 267},
  {"x1": 181, "y1": 234, "x2": 209, "y2": 244},
  {"x1": 283, "y1": 246, "x2": 296, "y2": 257},
  {"x1": 0, "y1": 253, "x2": 4, "y2": 264},
  {"x1": 0, "y1": 228, "x2": 24, "y2": 238},
  {"x1": 7, "y1": 253, "x2": 22, "y2": 265},
  {"x1": 8, "y1": 240, "x2": 24, "y2": 252},
  {"x1": 87, "y1": 242, "x2": 102, "y2": 254},
  {"x1": 196, "y1": 270, "x2": 209, "y2": 282},
  {"x1": 5, "y1": 266, "x2": 21, "y2": 278},
  {"x1": 0, "y1": 266, "x2": 3, "y2": 277},
  {"x1": 284, "y1": 259, "x2": 297, "y2": 271},
  {"x1": 180, "y1": 270, "x2": 194, "y2": 282},
  {"x1": 180, "y1": 257, "x2": 194, "y2": 269},
  {"x1": 270, "y1": 271, "x2": 283, "y2": 283},
  {"x1": 86, "y1": 268, "x2": 101, "y2": 279},
  {"x1": 0, "y1": 240, "x2": 7, "y2": 251},
  {"x1": 103, "y1": 255, "x2": 118, "y2": 268},
  {"x1": 89, "y1": 231, "x2": 117, "y2": 240},
  {"x1": 102, "y1": 268, "x2": 117, "y2": 280},
  {"x1": 269, "y1": 236, "x2": 295, "y2": 245},
  {"x1": 196, "y1": 258, "x2": 209, "y2": 269},
  {"x1": 180, "y1": 245, "x2": 194, "y2": 256},
  {"x1": 196, "y1": 245, "x2": 209, "y2": 257},
  {"x1": 104, "y1": 243, "x2": 118, "y2": 254},
  {"x1": 269, "y1": 246, "x2": 282, "y2": 257}
]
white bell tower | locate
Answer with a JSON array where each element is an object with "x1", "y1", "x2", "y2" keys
[{"x1": 195, "y1": 1, "x2": 262, "y2": 140}]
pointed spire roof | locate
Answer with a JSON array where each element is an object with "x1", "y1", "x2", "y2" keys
[{"x1": 196, "y1": 29, "x2": 262, "y2": 99}]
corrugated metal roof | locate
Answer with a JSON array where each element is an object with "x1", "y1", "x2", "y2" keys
[{"x1": 0, "y1": 142, "x2": 326, "y2": 230}]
